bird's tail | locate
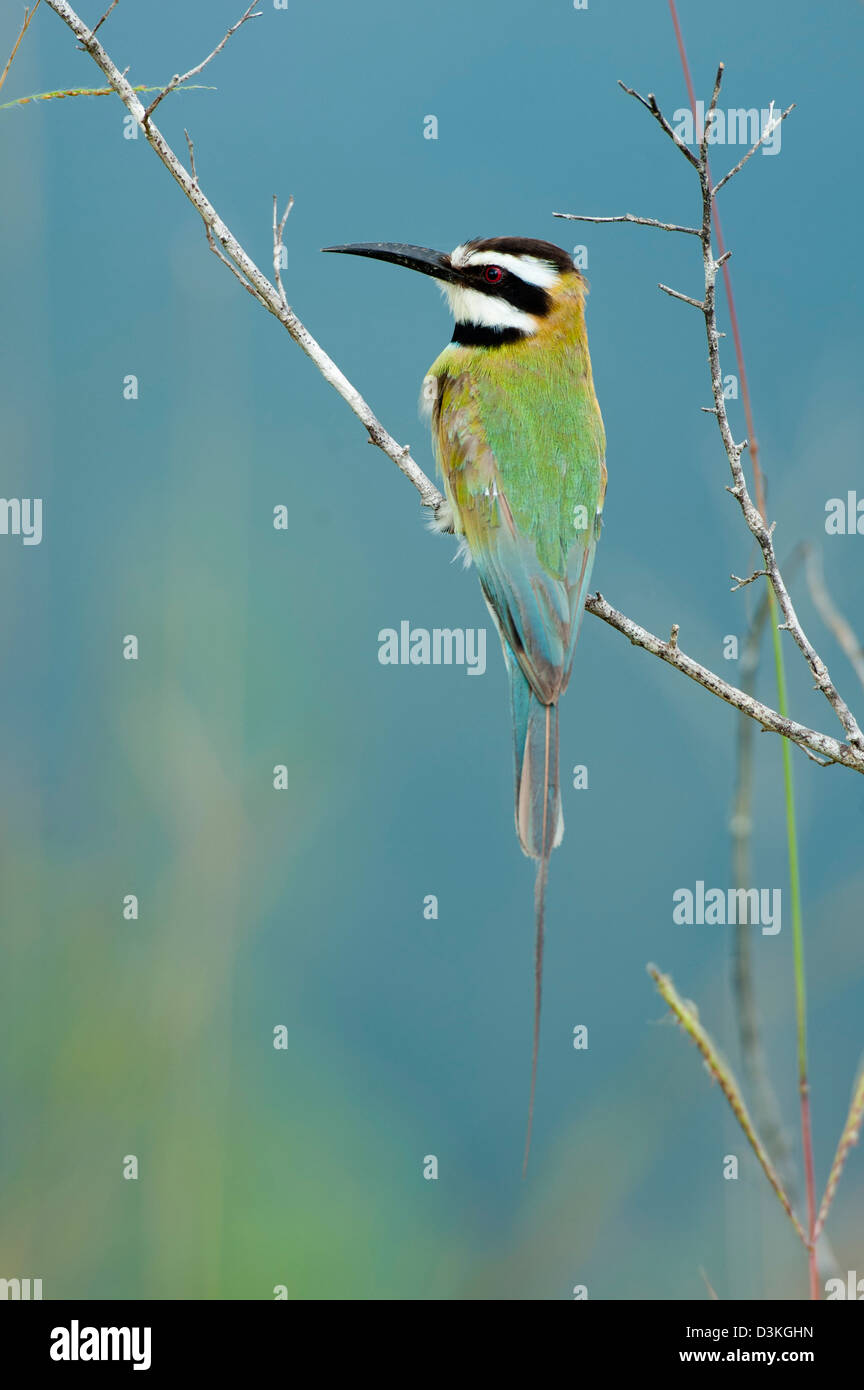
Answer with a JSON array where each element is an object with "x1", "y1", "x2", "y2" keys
[
  {"x1": 507, "y1": 658, "x2": 561, "y2": 1176},
  {"x1": 508, "y1": 659, "x2": 563, "y2": 860}
]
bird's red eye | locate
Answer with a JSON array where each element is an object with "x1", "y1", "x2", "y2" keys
[{"x1": 483, "y1": 265, "x2": 504, "y2": 284}]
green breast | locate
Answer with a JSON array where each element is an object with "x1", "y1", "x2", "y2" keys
[{"x1": 430, "y1": 337, "x2": 606, "y2": 580}]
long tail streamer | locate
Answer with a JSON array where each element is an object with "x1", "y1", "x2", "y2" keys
[{"x1": 522, "y1": 703, "x2": 553, "y2": 1177}]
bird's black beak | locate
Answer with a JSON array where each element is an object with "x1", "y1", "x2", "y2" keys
[{"x1": 321, "y1": 242, "x2": 460, "y2": 285}]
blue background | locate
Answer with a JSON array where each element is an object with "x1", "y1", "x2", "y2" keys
[{"x1": 1, "y1": 0, "x2": 862, "y2": 1299}]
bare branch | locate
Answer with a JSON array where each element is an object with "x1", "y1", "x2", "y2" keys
[
  {"x1": 184, "y1": 130, "x2": 260, "y2": 301},
  {"x1": 799, "y1": 746, "x2": 833, "y2": 768},
  {"x1": 91, "y1": 0, "x2": 118, "y2": 36},
  {"x1": 700, "y1": 62, "x2": 725, "y2": 164},
  {"x1": 586, "y1": 69, "x2": 864, "y2": 749},
  {"x1": 272, "y1": 193, "x2": 294, "y2": 312},
  {"x1": 694, "y1": 141, "x2": 864, "y2": 749},
  {"x1": 0, "y1": 0, "x2": 42, "y2": 97},
  {"x1": 659, "y1": 282, "x2": 704, "y2": 310},
  {"x1": 815, "y1": 1060, "x2": 864, "y2": 1239},
  {"x1": 648, "y1": 963, "x2": 808, "y2": 1246},
  {"x1": 730, "y1": 568, "x2": 769, "y2": 592},
  {"x1": 143, "y1": 2, "x2": 261, "y2": 124},
  {"x1": 553, "y1": 211, "x2": 701, "y2": 236},
  {"x1": 613, "y1": 63, "x2": 863, "y2": 751},
  {"x1": 617, "y1": 79, "x2": 701, "y2": 169},
  {"x1": 585, "y1": 592, "x2": 864, "y2": 774},
  {"x1": 712, "y1": 103, "x2": 796, "y2": 197},
  {"x1": 43, "y1": 0, "x2": 446, "y2": 517}
]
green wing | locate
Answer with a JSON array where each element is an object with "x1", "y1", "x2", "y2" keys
[{"x1": 429, "y1": 348, "x2": 606, "y2": 703}]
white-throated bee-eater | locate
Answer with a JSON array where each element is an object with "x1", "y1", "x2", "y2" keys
[{"x1": 323, "y1": 236, "x2": 607, "y2": 1171}]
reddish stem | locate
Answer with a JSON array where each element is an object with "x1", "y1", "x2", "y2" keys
[
  {"x1": 800, "y1": 1087, "x2": 819, "y2": 1298},
  {"x1": 667, "y1": 0, "x2": 820, "y2": 1298}
]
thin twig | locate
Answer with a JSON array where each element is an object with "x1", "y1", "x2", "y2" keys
[
  {"x1": 618, "y1": 79, "x2": 700, "y2": 169},
  {"x1": 700, "y1": 62, "x2": 725, "y2": 165},
  {"x1": 43, "y1": 0, "x2": 446, "y2": 516},
  {"x1": 815, "y1": 1061, "x2": 864, "y2": 1239},
  {"x1": 184, "y1": 130, "x2": 260, "y2": 300},
  {"x1": 613, "y1": 68, "x2": 864, "y2": 751},
  {"x1": 91, "y1": 0, "x2": 118, "y2": 36},
  {"x1": 665, "y1": 10, "x2": 821, "y2": 1299},
  {"x1": 272, "y1": 194, "x2": 294, "y2": 311},
  {"x1": 658, "y1": 283, "x2": 704, "y2": 309},
  {"x1": 0, "y1": 0, "x2": 42, "y2": 96},
  {"x1": 713, "y1": 103, "x2": 796, "y2": 197},
  {"x1": 648, "y1": 964, "x2": 808, "y2": 1246},
  {"x1": 730, "y1": 568, "x2": 769, "y2": 592},
  {"x1": 143, "y1": 2, "x2": 261, "y2": 124},
  {"x1": 553, "y1": 212, "x2": 701, "y2": 236},
  {"x1": 585, "y1": 592, "x2": 864, "y2": 773}
]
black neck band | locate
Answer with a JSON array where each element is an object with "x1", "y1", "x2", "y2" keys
[{"x1": 451, "y1": 323, "x2": 528, "y2": 348}]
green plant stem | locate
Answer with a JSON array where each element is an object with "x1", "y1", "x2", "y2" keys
[{"x1": 768, "y1": 589, "x2": 818, "y2": 1298}]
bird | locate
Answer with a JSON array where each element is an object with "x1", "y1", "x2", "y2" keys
[{"x1": 322, "y1": 236, "x2": 607, "y2": 1171}]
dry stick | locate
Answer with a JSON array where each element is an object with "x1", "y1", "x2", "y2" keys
[
  {"x1": 658, "y1": 283, "x2": 704, "y2": 310},
  {"x1": 600, "y1": 58, "x2": 822, "y2": 1299},
  {"x1": 0, "y1": 0, "x2": 42, "y2": 96},
  {"x1": 609, "y1": 79, "x2": 859, "y2": 752},
  {"x1": 665, "y1": 11, "x2": 821, "y2": 1299},
  {"x1": 273, "y1": 193, "x2": 295, "y2": 312},
  {"x1": 712, "y1": 102, "x2": 782, "y2": 196},
  {"x1": 585, "y1": 594, "x2": 863, "y2": 771},
  {"x1": 815, "y1": 1063, "x2": 864, "y2": 1239},
  {"x1": 695, "y1": 108, "x2": 853, "y2": 750},
  {"x1": 731, "y1": 567, "x2": 770, "y2": 592},
  {"x1": 804, "y1": 547, "x2": 864, "y2": 694},
  {"x1": 43, "y1": 2, "x2": 864, "y2": 785},
  {"x1": 617, "y1": 80, "x2": 701, "y2": 169},
  {"x1": 42, "y1": 0, "x2": 446, "y2": 516},
  {"x1": 91, "y1": 0, "x2": 118, "y2": 37},
  {"x1": 143, "y1": 2, "x2": 261, "y2": 124},
  {"x1": 185, "y1": 130, "x2": 259, "y2": 302},
  {"x1": 556, "y1": 212, "x2": 700, "y2": 237},
  {"x1": 564, "y1": 54, "x2": 843, "y2": 1290},
  {"x1": 648, "y1": 965, "x2": 807, "y2": 1246}
]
